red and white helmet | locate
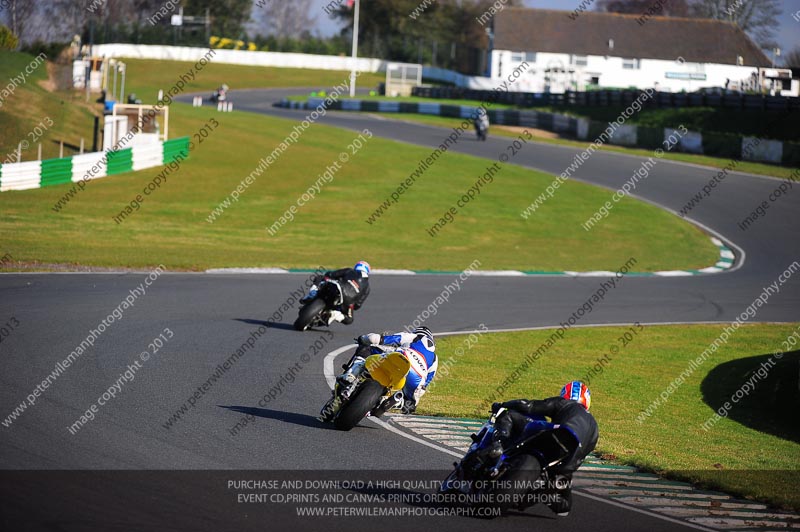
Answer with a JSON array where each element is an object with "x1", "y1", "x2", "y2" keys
[{"x1": 561, "y1": 381, "x2": 591, "y2": 411}]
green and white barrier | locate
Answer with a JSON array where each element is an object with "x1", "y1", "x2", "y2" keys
[
  {"x1": 71, "y1": 151, "x2": 109, "y2": 183},
  {"x1": 0, "y1": 137, "x2": 189, "y2": 192},
  {"x1": 0, "y1": 161, "x2": 42, "y2": 191}
]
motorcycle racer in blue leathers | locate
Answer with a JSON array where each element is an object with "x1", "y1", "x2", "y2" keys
[{"x1": 338, "y1": 326, "x2": 438, "y2": 414}]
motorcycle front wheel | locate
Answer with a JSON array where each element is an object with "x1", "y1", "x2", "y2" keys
[
  {"x1": 333, "y1": 380, "x2": 385, "y2": 431},
  {"x1": 293, "y1": 299, "x2": 326, "y2": 331},
  {"x1": 491, "y1": 454, "x2": 541, "y2": 515}
]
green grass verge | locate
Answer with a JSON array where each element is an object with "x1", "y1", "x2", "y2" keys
[
  {"x1": 422, "y1": 323, "x2": 800, "y2": 510},
  {"x1": 0, "y1": 100, "x2": 717, "y2": 271},
  {"x1": 371, "y1": 113, "x2": 799, "y2": 180},
  {"x1": 122, "y1": 58, "x2": 385, "y2": 103}
]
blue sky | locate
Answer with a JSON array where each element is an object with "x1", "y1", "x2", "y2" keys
[{"x1": 310, "y1": 0, "x2": 800, "y2": 57}]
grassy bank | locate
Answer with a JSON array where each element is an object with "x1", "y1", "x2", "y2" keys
[
  {"x1": 0, "y1": 101, "x2": 718, "y2": 271},
  {"x1": 122, "y1": 58, "x2": 385, "y2": 102},
  {"x1": 0, "y1": 51, "x2": 386, "y2": 161},
  {"x1": 1, "y1": 51, "x2": 718, "y2": 272},
  {"x1": 0, "y1": 51, "x2": 98, "y2": 161}
]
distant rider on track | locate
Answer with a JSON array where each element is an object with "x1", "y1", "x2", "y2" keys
[
  {"x1": 474, "y1": 108, "x2": 489, "y2": 141},
  {"x1": 301, "y1": 261, "x2": 371, "y2": 325}
]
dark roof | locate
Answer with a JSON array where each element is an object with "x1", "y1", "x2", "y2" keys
[{"x1": 494, "y1": 8, "x2": 770, "y2": 67}]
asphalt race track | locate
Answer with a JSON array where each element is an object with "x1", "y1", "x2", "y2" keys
[{"x1": 1, "y1": 87, "x2": 798, "y2": 532}]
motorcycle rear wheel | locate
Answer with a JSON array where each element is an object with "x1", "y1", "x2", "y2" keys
[
  {"x1": 294, "y1": 299, "x2": 326, "y2": 331},
  {"x1": 333, "y1": 380, "x2": 385, "y2": 431}
]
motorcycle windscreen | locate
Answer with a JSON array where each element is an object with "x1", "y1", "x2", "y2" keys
[{"x1": 365, "y1": 353, "x2": 409, "y2": 390}]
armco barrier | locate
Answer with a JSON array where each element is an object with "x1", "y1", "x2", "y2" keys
[
  {"x1": 107, "y1": 148, "x2": 134, "y2": 176},
  {"x1": 0, "y1": 161, "x2": 41, "y2": 192},
  {"x1": 71, "y1": 152, "x2": 108, "y2": 183},
  {"x1": 743, "y1": 137, "x2": 783, "y2": 164},
  {"x1": 636, "y1": 126, "x2": 664, "y2": 150},
  {"x1": 666, "y1": 128, "x2": 703, "y2": 154},
  {"x1": 40, "y1": 158, "x2": 73, "y2": 187},
  {"x1": 0, "y1": 137, "x2": 189, "y2": 193},
  {"x1": 132, "y1": 143, "x2": 163, "y2": 171},
  {"x1": 783, "y1": 142, "x2": 800, "y2": 166},
  {"x1": 163, "y1": 137, "x2": 190, "y2": 163},
  {"x1": 701, "y1": 132, "x2": 742, "y2": 159}
]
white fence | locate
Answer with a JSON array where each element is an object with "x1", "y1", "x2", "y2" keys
[
  {"x1": 421, "y1": 66, "x2": 498, "y2": 90},
  {"x1": 91, "y1": 44, "x2": 386, "y2": 73}
]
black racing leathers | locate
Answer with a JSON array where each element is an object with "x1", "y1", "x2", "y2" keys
[
  {"x1": 314, "y1": 268, "x2": 370, "y2": 311},
  {"x1": 497, "y1": 397, "x2": 599, "y2": 476}
]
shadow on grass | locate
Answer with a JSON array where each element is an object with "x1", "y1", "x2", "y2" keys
[{"x1": 700, "y1": 350, "x2": 800, "y2": 444}]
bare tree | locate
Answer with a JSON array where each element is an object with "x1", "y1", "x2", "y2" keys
[
  {"x1": 595, "y1": 0, "x2": 691, "y2": 16},
  {"x1": 252, "y1": 0, "x2": 316, "y2": 39},
  {"x1": 38, "y1": 1, "x2": 90, "y2": 43},
  {"x1": 24, "y1": 0, "x2": 167, "y2": 44},
  {"x1": 5, "y1": 0, "x2": 36, "y2": 43},
  {"x1": 690, "y1": 0, "x2": 782, "y2": 49},
  {"x1": 784, "y1": 48, "x2": 800, "y2": 68}
]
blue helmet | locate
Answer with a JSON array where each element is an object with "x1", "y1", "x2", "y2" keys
[
  {"x1": 412, "y1": 326, "x2": 434, "y2": 346},
  {"x1": 354, "y1": 261, "x2": 370, "y2": 277}
]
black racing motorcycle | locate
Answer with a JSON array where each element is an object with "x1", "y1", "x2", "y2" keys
[
  {"x1": 294, "y1": 280, "x2": 346, "y2": 331},
  {"x1": 439, "y1": 407, "x2": 577, "y2": 515}
]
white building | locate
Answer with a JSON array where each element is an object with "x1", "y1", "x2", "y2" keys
[{"x1": 489, "y1": 8, "x2": 771, "y2": 93}]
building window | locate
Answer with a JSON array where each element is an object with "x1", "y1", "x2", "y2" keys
[
  {"x1": 690, "y1": 62, "x2": 705, "y2": 73},
  {"x1": 511, "y1": 52, "x2": 536, "y2": 63},
  {"x1": 570, "y1": 54, "x2": 588, "y2": 67},
  {"x1": 623, "y1": 58, "x2": 641, "y2": 70}
]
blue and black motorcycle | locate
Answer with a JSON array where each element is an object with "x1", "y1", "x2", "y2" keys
[{"x1": 439, "y1": 407, "x2": 578, "y2": 515}]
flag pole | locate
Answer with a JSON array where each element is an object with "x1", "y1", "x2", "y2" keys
[{"x1": 350, "y1": 0, "x2": 360, "y2": 97}]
